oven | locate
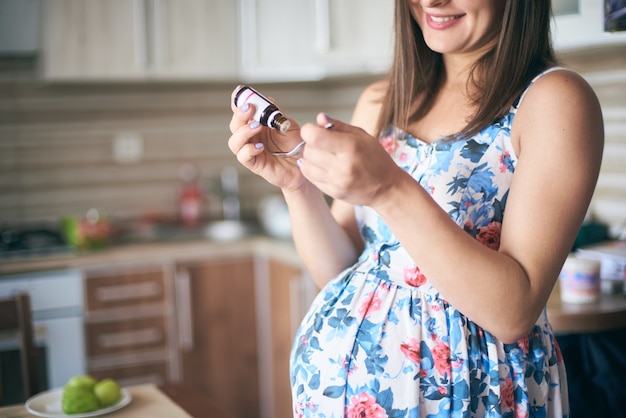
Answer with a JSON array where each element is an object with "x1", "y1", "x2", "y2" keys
[{"x1": 0, "y1": 268, "x2": 86, "y2": 404}]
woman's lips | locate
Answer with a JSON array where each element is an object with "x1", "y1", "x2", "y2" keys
[{"x1": 426, "y1": 13, "x2": 464, "y2": 29}]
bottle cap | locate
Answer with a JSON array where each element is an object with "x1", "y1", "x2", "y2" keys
[{"x1": 273, "y1": 114, "x2": 291, "y2": 134}]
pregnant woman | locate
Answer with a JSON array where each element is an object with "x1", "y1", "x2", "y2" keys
[{"x1": 228, "y1": 0, "x2": 604, "y2": 416}]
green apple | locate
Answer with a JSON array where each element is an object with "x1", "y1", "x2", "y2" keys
[
  {"x1": 94, "y1": 378, "x2": 122, "y2": 407},
  {"x1": 62, "y1": 385, "x2": 99, "y2": 414},
  {"x1": 65, "y1": 375, "x2": 97, "y2": 391}
]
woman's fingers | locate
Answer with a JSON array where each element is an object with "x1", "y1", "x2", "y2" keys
[{"x1": 228, "y1": 118, "x2": 262, "y2": 156}]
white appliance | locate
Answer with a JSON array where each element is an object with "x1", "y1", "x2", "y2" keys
[{"x1": 0, "y1": 268, "x2": 86, "y2": 392}]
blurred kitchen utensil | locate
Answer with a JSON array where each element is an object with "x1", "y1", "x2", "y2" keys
[{"x1": 257, "y1": 195, "x2": 291, "y2": 239}]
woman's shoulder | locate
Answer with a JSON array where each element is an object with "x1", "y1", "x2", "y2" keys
[
  {"x1": 520, "y1": 67, "x2": 598, "y2": 110},
  {"x1": 513, "y1": 66, "x2": 603, "y2": 154}
]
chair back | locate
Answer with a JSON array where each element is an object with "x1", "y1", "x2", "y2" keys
[{"x1": 0, "y1": 293, "x2": 39, "y2": 405}]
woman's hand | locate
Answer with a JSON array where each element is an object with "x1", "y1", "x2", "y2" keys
[
  {"x1": 228, "y1": 88, "x2": 307, "y2": 192},
  {"x1": 298, "y1": 113, "x2": 403, "y2": 207}
]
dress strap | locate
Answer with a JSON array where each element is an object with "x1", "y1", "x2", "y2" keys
[{"x1": 512, "y1": 66, "x2": 570, "y2": 111}]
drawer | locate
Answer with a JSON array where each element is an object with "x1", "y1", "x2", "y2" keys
[
  {"x1": 89, "y1": 362, "x2": 170, "y2": 387},
  {"x1": 86, "y1": 316, "x2": 168, "y2": 356},
  {"x1": 84, "y1": 266, "x2": 167, "y2": 311}
]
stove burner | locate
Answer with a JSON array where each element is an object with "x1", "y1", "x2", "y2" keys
[{"x1": 0, "y1": 226, "x2": 73, "y2": 259}]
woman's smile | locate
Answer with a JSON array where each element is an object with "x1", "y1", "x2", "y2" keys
[{"x1": 426, "y1": 13, "x2": 465, "y2": 29}]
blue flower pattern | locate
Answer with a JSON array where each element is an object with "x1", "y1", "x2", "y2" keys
[{"x1": 290, "y1": 69, "x2": 569, "y2": 418}]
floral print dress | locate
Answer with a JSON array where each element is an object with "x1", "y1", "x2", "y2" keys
[{"x1": 290, "y1": 68, "x2": 569, "y2": 418}]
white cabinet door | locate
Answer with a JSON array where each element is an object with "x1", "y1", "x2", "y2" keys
[
  {"x1": 239, "y1": 0, "x2": 322, "y2": 82},
  {"x1": 149, "y1": 0, "x2": 238, "y2": 80},
  {"x1": 324, "y1": 0, "x2": 394, "y2": 76},
  {"x1": 41, "y1": 0, "x2": 238, "y2": 81},
  {"x1": 552, "y1": 0, "x2": 626, "y2": 51},
  {"x1": 41, "y1": 0, "x2": 145, "y2": 80},
  {"x1": 239, "y1": 0, "x2": 394, "y2": 82}
]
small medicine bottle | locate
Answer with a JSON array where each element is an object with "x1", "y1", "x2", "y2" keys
[{"x1": 233, "y1": 85, "x2": 291, "y2": 133}]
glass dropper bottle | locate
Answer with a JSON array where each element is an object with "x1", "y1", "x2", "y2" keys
[{"x1": 233, "y1": 85, "x2": 291, "y2": 134}]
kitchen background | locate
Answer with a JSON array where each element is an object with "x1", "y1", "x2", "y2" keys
[
  {"x1": 0, "y1": 0, "x2": 625, "y2": 239},
  {"x1": 0, "y1": 1, "x2": 626, "y2": 418}
]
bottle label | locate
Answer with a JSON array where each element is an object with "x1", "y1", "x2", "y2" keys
[{"x1": 234, "y1": 86, "x2": 273, "y2": 125}]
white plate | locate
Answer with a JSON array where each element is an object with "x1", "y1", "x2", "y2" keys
[{"x1": 25, "y1": 388, "x2": 131, "y2": 417}]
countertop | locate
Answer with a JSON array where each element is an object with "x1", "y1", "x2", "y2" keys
[
  {"x1": 546, "y1": 281, "x2": 626, "y2": 334},
  {"x1": 0, "y1": 235, "x2": 301, "y2": 277},
  {"x1": 6, "y1": 238, "x2": 626, "y2": 336}
]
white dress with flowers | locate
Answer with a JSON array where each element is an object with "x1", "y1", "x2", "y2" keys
[{"x1": 289, "y1": 68, "x2": 570, "y2": 418}]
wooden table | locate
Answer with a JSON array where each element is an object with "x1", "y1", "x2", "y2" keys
[
  {"x1": 0, "y1": 382, "x2": 235, "y2": 418},
  {"x1": 547, "y1": 282, "x2": 626, "y2": 334},
  {"x1": 159, "y1": 382, "x2": 235, "y2": 418}
]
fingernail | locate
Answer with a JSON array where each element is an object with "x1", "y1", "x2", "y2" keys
[
  {"x1": 249, "y1": 120, "x2": 260, "y2": 129},
  {"x1": 255, "y1": 142, "x2": 264, "y2": 149},
  {"x1": 296, "y1": 158, "x2": 303, "y2": 167},
  {"x1": 241, "y1": 103, "x2": 250, "y2": 113},
  {"x1": 322, "y1": 113, "x2": 334, "y2": 129}
]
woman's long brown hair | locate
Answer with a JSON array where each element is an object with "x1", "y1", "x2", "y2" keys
[{"x1": 376, "y1": 0, "x2": 558, "y2": 139}]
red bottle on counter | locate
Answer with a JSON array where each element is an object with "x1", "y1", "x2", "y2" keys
[{"x1": 178, "y1": 163, "x2": 203, "y2": 227}]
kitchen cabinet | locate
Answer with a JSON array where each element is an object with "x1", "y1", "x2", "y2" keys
[
  {"x1": 261, "y1": 257, "x2": 315, "y2": 418},
  {"x1": 82, "y1": 262, "x2": 180, "y2": 386},
  {"x1": 175, "y1": 254, "x2": 315, "y2": 418},
  {"x1": 238, "y1": 0, "x2": 394, "y2": 82},
  {"x1": 40, "y1": 0, "x2": 393, "y2": 82},
  {"x1": 552, "y1": 0, "x2": 626, "y2": 51},
  {"x1": 175, "y1": 256, "x2": 260, "y2": 418},
  {"x1": 2, "y1": 238, "x2": 313, "y2": 418},
  {"x1": 41, "y1": 0, "x2": 238, "y2": 81},
  {"x1": 0, "y1": 0, "x2": 39, "y2": 56}
]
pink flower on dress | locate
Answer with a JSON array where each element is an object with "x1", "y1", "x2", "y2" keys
[
  {"x1": 404, "y1": 265, "x2": 427, "y2": 287},
  {"x1": 294, "y1": 401, "x2": 317, "y2": 417},
  {"x1": 340, "y1": 355, "x2": 359, "y2": 375},
  {"x1": 400, "y1": 338, "x2": 421, "y2": 364},
  {"x1": 515, "y1": 400, "x2": 529, "y2": 418},
  {"x1": 380, "y1": 136, "x2": 398, "y2": 154},
  {"x1": 358, "y1": 291, "x2": 383, "y2": 316},
  {"x1": 501, "y1": 377, "x2": 515, "y2": 410},
  {"x1": 346, "y1": 393, "x2": 387, "y2": 418},
  {"x1": 517, "y1": 336, "x2": 529, "y2": 354},
  {"x1": 477, "y1": 221, "x2": 501, "y2": 250},
  {"x1": 500, "y1": 151, "x2": 514, "y2": 173},
  {"x1": 431, "y1": 340, "x2": 451, "y2": 376}
]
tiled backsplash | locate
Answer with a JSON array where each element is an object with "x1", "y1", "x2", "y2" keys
[
  {"x1": 1, "y1": 44, "x2": 625, "y2": 237},
  {"x1": 0, "y1": 60, "x2": 370, "y2": 227}
]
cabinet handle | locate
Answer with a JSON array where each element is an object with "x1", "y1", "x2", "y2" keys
[
  {"x1": 239, "y1": 0, "x2": 258, "y2": 68},
  {"x1": 133, "y1": 0, "x2": 148, "y2": 70},
  {"x1": 175, "y1": 269, "x2": 194, "y2": 351},
  {"x1": 146, "y1": 0, "x2": 167, "y2": 72},
  {"x1": 315, "y1": 0, "x2": 331, "y2": 54}
]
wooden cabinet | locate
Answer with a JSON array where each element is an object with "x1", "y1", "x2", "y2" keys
[
  {"x1": 175, "y1": 256, "x2": 260, "y2": 418},
  {"x1": 262, "y1": 257, "x2": 315, "y2": 418},
  {"x1": 82, "y1": 262, "x2": 180, "y2": 386},
  {"x1": 74, "y1": 240, "x2": 313, "y2": 418},
  {"x1": 41, "y1": 0, "x2": 238, "y2": 81},
  {"x1": 175, "y1": 253, "x2": 315, "y2": 418},
  {"x1": 238, "y1": 0, "x2": 394, "y2": 82}
]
